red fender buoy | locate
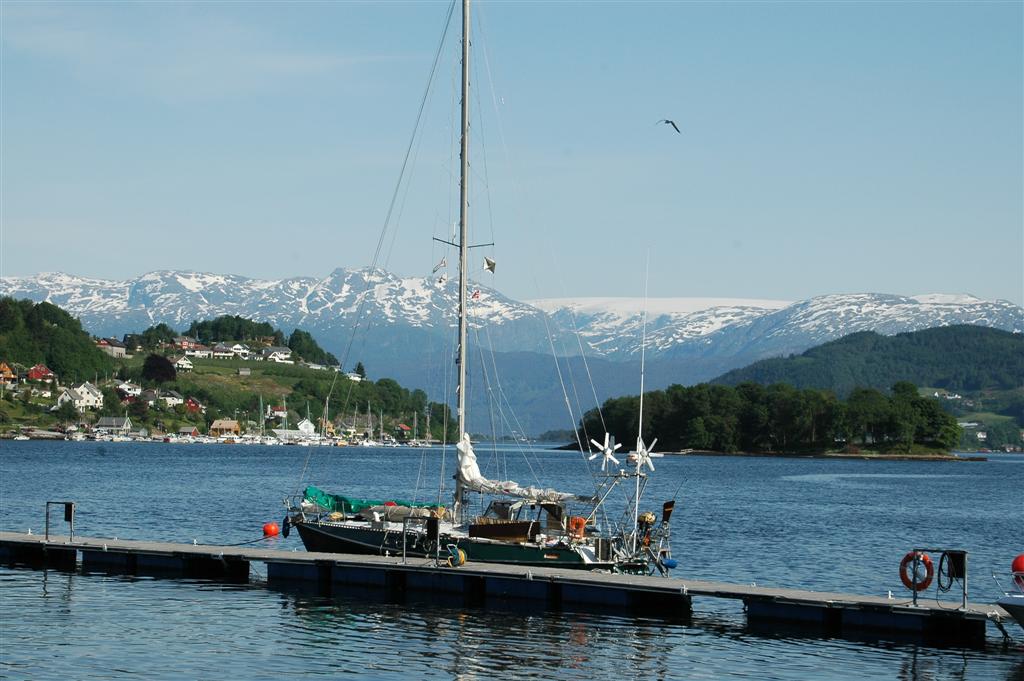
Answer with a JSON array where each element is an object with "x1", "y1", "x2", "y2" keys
[
  {"x1": 1012, "y1": 553, "x2": 1024, "y2": 588},
  {"x1": 899, "y1": 551, "x2": 933, "y2": 591},
  {"x1": 263, "y1": 521, "x2": 280, "y2": 537}
]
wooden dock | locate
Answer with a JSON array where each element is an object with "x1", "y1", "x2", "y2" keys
[{"x1": 0, "y1": 531, "x2": 1014, "y2": 647}]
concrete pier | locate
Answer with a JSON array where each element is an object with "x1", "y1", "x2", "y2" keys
[{"x1": 1, "y1": 531, "x2": 1013, "y2": 647}]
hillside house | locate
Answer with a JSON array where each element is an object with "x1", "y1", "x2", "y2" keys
[
  {"x1": 184, "y1": 344, "x2": 213, "y2": 359},
  {"x1": 345, "y1": 372, "x2": 363, "y2": 383},
  {"x1": 139, "y1": 389, "x2": 160, "y2": 406},
  {"x1": 96, "y1": 337, "x2": 127, "y2": 358},
  {"x1": 266, "y1": 405, "x2": 288, "y2": 421},
  {"x1": 26, "y1": 364, "x2": 55, "y2": 383},
  {"x1": 171, "y1": 356, "x2": 193, "y2": 372},
  {"x1": 116, "y1": 381, "x2": 142, "y2": 397},
  {"x1": 209, "y1": 419, "x2": 240, "y2": 436},
  {"x1": 56, "y1": 383, "x2": 102, "y2": 412},
  {"x1": 212, "y1": 344, "x2": 235, "y2": 359},
  {"x1": 229, "y1": 343, "x2": 251, "y2": 359},
  {"x1": 261, "y1": 347, "x2": 293, "y2": 363},
  {"x1": 161, "y1": 390, "x2": 184, "y2": 408},
  {"x1": 185, "y1": 397, "x2": 206, "y2": 414},
  {"x1": 95, "y1": 416, "x2": 132, "y2": 435},
  {"x1": 174, "y1": 336, "x2": 201, "y2": 350},
  {"x1": 0, "y1": 362, "x2": 16, "y2": 386}
]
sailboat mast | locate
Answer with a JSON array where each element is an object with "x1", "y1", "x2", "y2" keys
[{"x1": 456, "y1": 0, "x2": 471, "y2": 440}]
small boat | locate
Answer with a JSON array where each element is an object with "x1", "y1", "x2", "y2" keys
[{"x1": 13, "y1": 434, "x2": 30, "y2": 441}]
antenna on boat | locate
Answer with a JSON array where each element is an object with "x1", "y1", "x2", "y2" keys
[{"x1": 633, "y1": 251, "x2": 652, "y2": 552}]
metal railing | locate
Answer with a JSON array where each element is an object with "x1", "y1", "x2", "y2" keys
[{"x1": 45, "y1": 501, "x2": 76, "y2": 541}]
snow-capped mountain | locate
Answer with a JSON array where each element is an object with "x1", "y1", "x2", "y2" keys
[
  {"x1": 2, "y1": 269, "x2": 1021, "y2": 433},
  {"x1": 2, "y1": 270, "x2": 1020, "y2": 364}
]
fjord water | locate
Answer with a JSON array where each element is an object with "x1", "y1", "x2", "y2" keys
[{"x1": 1, "y1": 441, "x2": 1021, "y2": 680}]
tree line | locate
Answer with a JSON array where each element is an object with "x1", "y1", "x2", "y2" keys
[
  {"x1": 125, "y1": 315, "x2": 339, "y2": 367},
  {"x1": 579, "y1": 381, "x2": 961, "y2": 454}
]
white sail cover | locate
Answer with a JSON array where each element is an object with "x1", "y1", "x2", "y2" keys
[{"x1": 456, "y1": 434, "x2": 594, "y2": 503}]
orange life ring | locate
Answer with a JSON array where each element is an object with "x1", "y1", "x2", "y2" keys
[
  {"x1": 567, "y1": 516, "x2": 586, "y2": 539},
  {"x1": 899, "y1": 551, "x2": 934, "y2": 591}
]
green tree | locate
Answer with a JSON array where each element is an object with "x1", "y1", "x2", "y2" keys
[
  {"x1": 53, "y1": 400, "x2": 80, "y2": 427},
  {"x1": 142, "y1": 354, "x2": 177, "y2": 384}
]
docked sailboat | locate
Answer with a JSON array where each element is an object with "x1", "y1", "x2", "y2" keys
[{"x1": 285, "y1": 0, "x2": 674, "y2": 573}]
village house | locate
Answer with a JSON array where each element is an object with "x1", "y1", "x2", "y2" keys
[
  {"x1": 209, "y1": 419, "x2": 240, "y2": 436},
  {"x1": 0, "y1": 362, "x2": 17, "y2": 387},
  {"x1": 266, "y1": 405, "x2": 288, "y2": 421},
  {"x1": 237, "y1": 367, "x2": 251, "y2": 376},
  {"x1": 161, "y1": 390, "x2": 184, "y2": 408},
  {"x1": 173, "y1": 336, "x2": 201, "y2": 350},
  {"x1": 184, "y1": 344, "x2": 213, "y2": 359},
  {"x1": 211, "y1": 344, "x2": 236, "y2": 359},
  {"x1": 171, "y1": 355, "x2": 194, "y2": 372},
  {"x1": 185, "y1": 397, "x2": 206, "y2": 414},
  {"x1": 138, "y1": 389, "x2": 160, "y2": 406},
  {"x1": 95, "y1": 416, "x2": 132, "y2": 436},
  {"x1": 116, "y1": 381, "x2": 142, "y2": 397},
  {"x1": 64, "y1": 382, "x2": 104, "y2": 410},
  {"x1": 95, "y1": 337, "x2": 127, "y2": 358},
  {"x1": 229, "y1": 343, "x2": 251, "y2": 359},
  {"x1": 345, "y1": 372, "x2": 363, "y2": 383},
  {"x1": 261, "y1": 347, "x2": 293, "y2": 363},
  {"x1": 178, "y1": 425, "x2": 201, "y2": 438},
  {"x1": 26, "y1": 364, "x2": 56, "y2": 383}
]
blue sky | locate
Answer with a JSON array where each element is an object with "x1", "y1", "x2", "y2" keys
[{"x1": 2, "y1": 1, "x2": 1021, "y2": 305}]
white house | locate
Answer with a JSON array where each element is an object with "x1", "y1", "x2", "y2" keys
[
  {"x1": 171, "y1": 356, "x2": 194, "y2": 372},
  {"x1": 56, "y1": 387, "x2": 86, "y2": 411},
  {"x1": 345, "y1": 372, "x2": 363, "y2": 383},
  {"x1": 76, "y1": 382, "x2": 104, "y2": 408},
  {"x1": 261, "y1": 346, "x2": 293, "y2": 363},
  {"x1": 184, "y1": 344, "x2": 213, "y2": 359},
  {"x1": 57, "y1": 382, "x2": 103, "y2": 411},
  {"x1": 230, "y1": 343, "x2": 251, "y2": 359},
  {"x1": 117, "y1": 381, "x2": 142, "y2": 397},
  {"x1": 212, "y1": 344, "x2": 235, "y2": 359},
  {"x1": 161, "y1": 390, "x2": 184, "y2": 408}
]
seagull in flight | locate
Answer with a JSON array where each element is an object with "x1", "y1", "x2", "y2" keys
[{"x1": 657, "y1": 119, "x2": 681, "y2": 134}]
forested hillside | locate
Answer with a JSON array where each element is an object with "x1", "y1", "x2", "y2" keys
[
  {"x1": 0, "y1": 297, "x2": 113, "y2": 381},
  {"x1": 712, "y1": 326, "x2": 1022, "y2": 394}
]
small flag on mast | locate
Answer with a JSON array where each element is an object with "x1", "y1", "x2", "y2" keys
[
  {"x1": 433, "y1": 257, "x2": 447, "y2": 274},
  {"x1": 471, "y1": 289, "x2": 481, "y2": 300},
  {"x1": 483, "y1": 257, "x2": 496, "y2": 273}
]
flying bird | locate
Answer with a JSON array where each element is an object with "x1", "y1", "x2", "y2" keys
[{"x1": 657, "y1": 119, "x2": 681, "y2": 134}]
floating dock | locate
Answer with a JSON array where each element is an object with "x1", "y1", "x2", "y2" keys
[{"x1": 0, "y1": 531, "x2": 1013, "y2": 647}]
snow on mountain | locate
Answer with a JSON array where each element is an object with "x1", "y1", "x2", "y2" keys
[{"x1": 1, "y1": 271, "x2": 1020, "y2": 367}]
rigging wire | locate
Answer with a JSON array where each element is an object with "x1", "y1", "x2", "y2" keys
[{"x1": 292, "y1": 0, "x2": 457, "y2": 495}]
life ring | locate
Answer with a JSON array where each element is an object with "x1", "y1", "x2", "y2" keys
[
  {"x1": 567, "y1": 516, "x2": 586, "y2": 539},
  {"x1": 899, "y1": 551, "x2": 934, "y2": 591}
]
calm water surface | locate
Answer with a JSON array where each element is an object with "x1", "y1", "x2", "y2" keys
[{"x1": 1, "y1": 441, "x2": 1022, "y2": 680}]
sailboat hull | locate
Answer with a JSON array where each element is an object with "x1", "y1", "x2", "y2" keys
[{"x1": 293, "y1": 520, "x2": 614, "y2": 569}]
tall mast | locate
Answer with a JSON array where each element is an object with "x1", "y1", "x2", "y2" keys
[{"x1": 456, "y1": 0, "x2": 470, "y2": 440}]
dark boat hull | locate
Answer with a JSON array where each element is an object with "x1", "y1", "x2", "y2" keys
[{"x1": 293, "y1": 520, "x2": 611, "y2": 569}]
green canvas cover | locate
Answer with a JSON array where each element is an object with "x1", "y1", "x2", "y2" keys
[{"x1": 303, "y1": 486, "x2": 437, "y2": 514}]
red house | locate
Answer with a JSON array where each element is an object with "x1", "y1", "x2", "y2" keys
[
  {"x1": 185, "y1": 397, "x2": 206, "y2": 414},
  {"x1": 27, "y1": 364, "x2": 55, "y2": 382}
]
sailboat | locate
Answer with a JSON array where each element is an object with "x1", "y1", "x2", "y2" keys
[{"x1": 285, "y1": 0, "x2": 673, "y2": 572}]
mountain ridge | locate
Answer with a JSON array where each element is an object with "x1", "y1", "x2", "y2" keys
[{"x1": 3, "y1": 268, "x2": 1021, "y2": 434}]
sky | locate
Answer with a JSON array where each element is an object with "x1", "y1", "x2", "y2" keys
[{"x1": 2, "y1": 1, "x2": 1022, "y2": 306}]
